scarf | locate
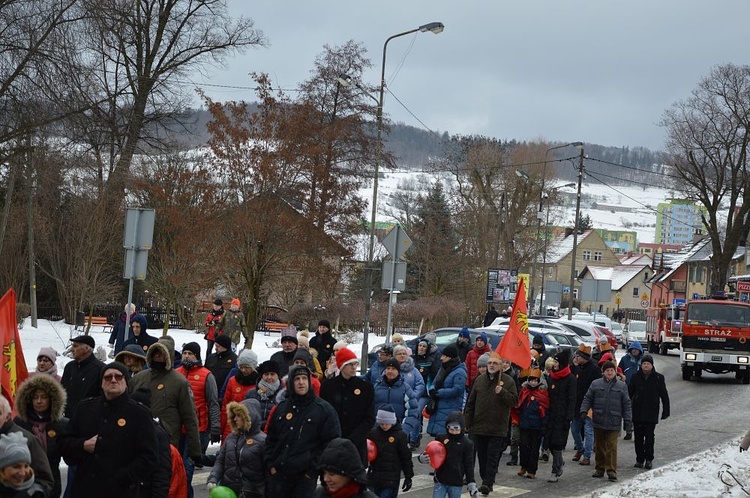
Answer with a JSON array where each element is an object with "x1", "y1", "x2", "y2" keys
[
  {"x1": 550, "y1": 365, "x2": 571, "y2": 380},
  {"x1": 327, "y1": 480, "x2": 362, "y2": 498},
  {"x1": 235, "y1": 370, "x2": 259, "y2": 387},
  {"x1": 29, "y1": 411, "x2": 50, "y2": 452},
  {"x1": 516, "y1": 385, "x2": 550, "y2": 419},
  {"x1": 257, "y1": 378, "x2": 280, "y2": 401},
  {"x1": 35, "y1": 363, "x2": 59, "y2": 379},
  {"x1": 119, "y1": 312, "x2": 135, "y2": 323},
  {"x1": 433, "y1": 357, "x2": 460, "y2": 390}
]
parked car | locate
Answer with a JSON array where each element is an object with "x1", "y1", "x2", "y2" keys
[
  {"x1": 609, "y1": 322, "x2": 624, "y2": 346},
  {"x1": 594, "y1": 325, "x2": 618, "y2": 350},
  {"x1": 624, "y1": 319, "x2": 647, "y2": 347},
  {"x1": 550, "y1": 318, "x2": 606, "y2": 350}
]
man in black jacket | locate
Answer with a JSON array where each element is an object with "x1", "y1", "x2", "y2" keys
[
  {"x1": 60, "y1": 362, "x2": 158, "y2": 498},
  {"x1": 319, "y1": 347, "x2": 375, "y2": 465},
  {"x1": 310, "y1": 319, "x2": 337, "y2": 369},
  {"x1": 61, "y1": 335, "x2": 105, "y2": 417},
  {"x1": 266, "y1": 365, "x2": 341, "y2": 497},
  {"x1": 628, "y1": 354, "x2": 670, "y2": 470},
  {"x1": 204, "y1": 334, "x2": 237, "y2": 392},
  {"x1": 570, "y1": 344, "x2": 601, "y2": 466}
]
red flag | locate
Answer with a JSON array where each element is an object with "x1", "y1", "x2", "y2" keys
[
  {"x1": 495, "y1": 278, "x2": 532, "y2": 369},
  {"x1": 1, "y1": 289, "x2": 28, "y2": 410}
]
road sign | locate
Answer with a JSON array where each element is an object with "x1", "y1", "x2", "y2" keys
[
  {"x1": 381, "y1": 261, "x2": 407, "y2": 291},
  {"x1": 641, "y1": 292, "x2": 649, "y2": 301},
  {"x1": 640, "y1": 299, "x2": 649, "y2": 308},
  {"x1": 381, "y1": 224, "x2": 412, "y2": 260}
]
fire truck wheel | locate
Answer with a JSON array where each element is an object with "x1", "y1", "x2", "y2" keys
[
  {"x1": 742, "y1": 370, "x2": 750, "y2": 385},
  {"x1": 681, "y1": 366, "x2": 693, "y2": 381},
  {"x1": 659, "y1": 343, "x2": 668, "y2": 356}
]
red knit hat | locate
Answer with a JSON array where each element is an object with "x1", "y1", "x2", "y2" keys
[
  {"x1": 335, "y1": 347, "x2": 358, "y2": 368},
  {"x1": 231, "y1": 298, "x2": 241, "y2": 307}
]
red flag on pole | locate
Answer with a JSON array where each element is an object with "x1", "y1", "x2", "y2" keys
[
  {"x1": 1, "y1": 289, "x2": 28, "y2": 410},
  {"x1": 495, "y1": 278, "x2": 532, "y2": 369}
]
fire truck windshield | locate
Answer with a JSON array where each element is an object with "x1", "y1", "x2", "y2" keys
[{"x1": 687, "y1": 302, "x2": 750, "y2": 326}]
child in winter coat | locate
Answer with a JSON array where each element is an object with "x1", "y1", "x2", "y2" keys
[
  {"x1": 367, "y1": 405, "x2": 414, "y2": 497},
  {"x1": 0, "y1": 432, "x2": 46, "y2": 498},
  {"x1": 514, "y1": 368, "x2": 549, "y2": 479},
  {"x1": 208, "y1": 400, "x2": 266, "y2": 497},
  {"x1": 418, "y1": 411, "x2": 478, "y2": 497}
]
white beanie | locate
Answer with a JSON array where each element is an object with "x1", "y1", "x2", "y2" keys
[
  {"x1": 376, "y1": 406, "x2": 398, "y2": 425},
  {"x1": 0, "y1": 432, "x2": 31, "y2": 469},
  {"x1": 237, "y1": 349, "x2": 258, "y2": 369}
]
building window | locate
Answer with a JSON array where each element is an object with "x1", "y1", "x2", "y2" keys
[
  {"x1": 594, "y1": 251, "x2": 602, "y2": 261},
  {"x1": 574, "y1": 269, "x2": 579, "y2": 278},
  {"x1": 583, "y1": 250, "x2": 591, "y2": 261},
  {"x1": 632, "y1": 287, "x2": 639, "y2": 297}
]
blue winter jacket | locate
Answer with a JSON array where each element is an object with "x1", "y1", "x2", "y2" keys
[
  {"x1": 618, "y1": 340, "x2": 643, "y2": 385},
  {"x1": 427, "y1": 362, "x2": 468, "y2": 435},
  {"x1": 363, "y1": 360, "x2": 386, "y2": 384},
  {"x1": 399, "y1": 357, "x2": 426, "y2": 399},
  {"x1": 373, "y1": 374, "x2": 419, "y2": 435}
]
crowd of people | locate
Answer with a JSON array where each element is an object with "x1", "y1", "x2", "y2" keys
[{"x1": 1, "y1": 304, "x2": 682, "y2": 498}]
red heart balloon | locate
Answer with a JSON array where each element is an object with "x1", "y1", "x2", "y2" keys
[
  {"x1": 367, "y1": 439, "x2": 378, "y2": 462},
  {"x1": 425, "y1": 440, "x2": 446, "y2": 469},
  {"x1": 422, "y1": 406, "x2": 431, "y2": 419}
]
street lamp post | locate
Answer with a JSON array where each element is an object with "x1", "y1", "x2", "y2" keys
[
  {"x1": 341, "y1": 22, "x2": 444, "y2": 372},
  {"x1": 568, "y1": 144, "x2": 585, "y2": 320}
]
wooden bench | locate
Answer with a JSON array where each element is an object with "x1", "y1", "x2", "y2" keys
[
  {"x1": 76, "y1": 316, "x2": 113, "y2": 334},
  {"x1": 263, "y1": 322, "x2": 290, "y2": 335}
]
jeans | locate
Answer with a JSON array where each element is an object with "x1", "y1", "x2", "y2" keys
[
  {"x1": 634, "y1": 422, "x2": 656, "y2": 462},
  {"x1": 371, "y1": 486, "x2": 399, "y2": 498},
  {"x1": 472, "y1": 434, "x2": 504, "y2": 487},
  {"x1": 181, "y1": 432, "x2": 209, "y2": 498},
  {"x1": 571, "y1": 417, "x2": 594, "y2": 458},
  {"x1": 551, "y1": 449, "x2": 564, "y2": 476},
  {"x1": 432, "y1": 482, "x2": 463, "y2": 498}
]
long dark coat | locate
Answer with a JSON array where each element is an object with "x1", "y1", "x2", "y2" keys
[
  {"x1": 628, "y1": 369, "x2": 670, "y2": 424},
  {"x1": 319, "y1": 374, "x2": 375, "y2": 463},
  {"x1": 545, "y1": 368, "x2": 577, "y2": 450}
]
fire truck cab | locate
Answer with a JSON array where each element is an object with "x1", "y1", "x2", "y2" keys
[{"x1": 646, "y1": 300, "x2": 685, "y2": 355}]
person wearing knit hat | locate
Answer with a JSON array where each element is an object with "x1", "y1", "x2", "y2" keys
[
  {"x1": 204, "y1": 299, "x2": 226, "y2": 356},
  {"x1": 60, "y1": 362, "x2": 160, "y2": 497},
  {"x1": 592, "y1": 336, "x2": 614, "y2": 363},
  {"x1": 545, "y1": 346, "x2": 576, "y2": 482},
  {"x1": 219, "y1": 349, "x2": 259, "y2": 440},
  {"x1": 373, "y1": 358, "x2": 418, "y2": 449},
  {"x1": 310, "y1": 319, "x2": 337, "y2": 371},
  {"x1": 269, "y1": 326, "x2": 299, "y2": 378},
  {"x1": 244, "y1": 360, "x2": 282, "y2": 424},
  {"x1": 293, "y1": 349, "x2": 321, "y2": 395},
  {"x1": 0, "y1": 431, "x2": 45, "y2": 496},
  {"x1": 455, "y1": 327, "x2": 472, "y2": 362},
  {"x1": 214, "y1": 299, "x2": 248, "y2": 351},
  {"x1": 628, "y1": 353, "x2": 670, "y2": 470},
  {"x1": 320, "y1": 347, "x2": 376, "y2": 466},
  {"x1": 426, "y1": 341, "x2": 468, "y2": 437},
  {"x1": 265, "y1": 365, "x2": 342, "y2": 497},
  {"x1": 324, "y1": 341, "x2": 350, "y2": 379},
  {"x1": 531, "y1": 333, "x2": 551, "y2": 375},
  {"x1": 477, "y1": 352, "x2": 491, "y2": 369},
  {"x1": 441, "y1": 344, "x2": 459, "y2": 360},
  {"x1": 570, "y1": 342, "x2": 601, "y2": 466},
  {"x1": 175, "y1": 341, "x2": 221, "y2": 468},
  {"x1": 204, "y1": 334, "x2": 238, "y2": 401},
  {"x1": 580, "y1": 356, "x2": 632, "y2": 482},
  {"x1": 31, "y1": 347, "x2": 61, "y2": 382},
  {"x1": 363, "y1": 344, "x2": 393, "y2": 384},
  {"x1": 465, "y1": 331, "x2": 492, "y2": 389},
  {"x1": 367, "y1": 404, "x2": 414, "y2": 495},
  {"x1": 297, "y1": 336, "x2": 324, "y2": 381},
  {"x1": 515, "y1": 363, "x2": 549, "y2": 481}
]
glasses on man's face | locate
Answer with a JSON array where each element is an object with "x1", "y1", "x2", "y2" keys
[{"x1": 103, "y1": 373, "x2": 125, "y2": 382}]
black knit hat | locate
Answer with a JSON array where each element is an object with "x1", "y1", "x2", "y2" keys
[
  {"x1": 601, "y1": 360, "x2": 617, "y2": 372},
  {"x1": 318, "y1": 319, "x2": 331, "y2": 329},
  {"x1": 554, "y1": 348, "x2": 571, "y2": 369},
  {"x1": 213, "y1": 298, "x2": 223, "y2": 306},
  {"x1": 319, "y1": 438, "x2": 368, "y2": 484},
  {"x1": 384, "y1": 358, "x2": 400, "y2": 371},
  {"x1": 442, "y1": 344, "x2": 459, "y2": 359},
  {"x1": 641, "y1": 354, "x2": 655, "y2": 366},
  {"x1": 258, "y1": 360, "x2": 280, "y2": 376},
  {"x1": 101, "y1": 362, "x2": 130, "y2": 386},
  {"x1": 533, "y1": 334, "x2": 545, "y2": 347},
  {"x1": 215, "y1": 335, "x2": 232, "y2": 350},
  {"x1": 182, "y1": 342, "x2": 201, "y2": 361}
]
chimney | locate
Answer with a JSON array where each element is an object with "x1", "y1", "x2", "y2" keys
[{"x1": 564, "y1": 227, "x2": 574, "y2": 237}]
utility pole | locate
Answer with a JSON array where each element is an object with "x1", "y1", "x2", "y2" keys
[{"x1": 568, "y1": 145, "x2": 585, "y2": 320}]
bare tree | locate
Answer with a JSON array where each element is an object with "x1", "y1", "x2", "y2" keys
[{"x1": 660, "y1": 63, "x2": 750, "y2": 294}]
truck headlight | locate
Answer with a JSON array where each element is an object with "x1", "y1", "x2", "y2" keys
[
  {"x1": 685, "y1": 353, "x2": 697, "y2": 361},
  {"x1": 738, "y1": 357, "x2": 749, "y2": 364}
]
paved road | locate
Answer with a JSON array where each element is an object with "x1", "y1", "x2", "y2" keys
[{"x1": 187, "y1": 350, "x2": 750, "y2": 497}]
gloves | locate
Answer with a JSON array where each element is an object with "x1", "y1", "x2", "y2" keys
[
  {"x1": 468, "y1": 482, "x2": 478, "y2": 497},
  {"x1": 207, "y1": 482, "x2": 217, "y2": 490},
  {"x1": 417, "y1": 452, "x2": 431, "y2": 465},
  {"x1": 428, "y1": 389, "x2": 437, "y2": 399},
  {"x1": 579, "y1": 412, "x2": 588, "y2": 423},
  {"x1": 210, "y1": 432, "x2": 221, "y2": 444},
  {"x1": 661, "y1": 413, "x2": 669, "y2": 420},
  {"x1": 401, "y1": 478, "x2": 412, "y2": 492}
]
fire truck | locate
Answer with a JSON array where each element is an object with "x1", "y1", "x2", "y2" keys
[
  {"x1": 680, "y1": 299, "x2": 750, "y2": 384},
  {"x1": 645, "y1": 300, "x2": 685, "y2": 355}
]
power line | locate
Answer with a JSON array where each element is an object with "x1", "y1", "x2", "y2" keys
[{"x1": 586, "y1": 156, "x2": 683, "y2": 182}]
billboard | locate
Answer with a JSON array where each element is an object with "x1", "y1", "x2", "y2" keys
[{"x1": 485, "y1": 268, "x2": 519, "y2": 304}]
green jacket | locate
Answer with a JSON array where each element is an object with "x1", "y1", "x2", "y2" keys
[
  {"x1": 464, "y1": 371, "x2": 518, "y2": 437},
  {"x1": 129, "y1": 335, "x2": 202, "y2": 459},
  {"x1": 216, "y1": 310, "x2": 248, "y2": 345}
]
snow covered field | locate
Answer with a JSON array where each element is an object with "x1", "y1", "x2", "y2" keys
[{"x1": 16, "y1": 319, "x2": 750, "y2": 497}]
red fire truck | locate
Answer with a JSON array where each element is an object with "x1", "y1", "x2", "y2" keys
[
  {"x1": 645, "y1": 300, "x2": 685, "y2": 355},
  {"x1": 680, "y1": 299, "x2": 750, "y2": 384}
]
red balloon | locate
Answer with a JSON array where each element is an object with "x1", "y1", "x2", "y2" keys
[
  {"x1": 422, "y1": 406, "x2": 431, "y2": 419},
  {"x1": 425, "y1": 440, "x2": 446, "y2": 470},
  {"x1": 367, "y1": 439, "x2": 378, "y2": 462}
]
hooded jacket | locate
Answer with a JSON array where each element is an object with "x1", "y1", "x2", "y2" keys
[
  {"x1": 109, "y1": 311, "x2": 149, "y2": 354},
  {"x1": 129, "y1": 336, "x2": 202, "y2": 459},
  {"x1": 13, "y1": 375, "x2": 69, "y2": 498},
  {"x1": 434, "y1": 412, "x2": 475, "y2": 487},
  {"x1": 398, "y1": 356, "x2": 426, "y2": 399},
  {"x1": 265, "y1": 365, "x2": 342, "y2": 478},
  {"x1": 618, "y1": 341, "x2": 644, "y2": 384},
  {"x1": 427, "y1": 360, "x2": 468, "y2": 436},
  {"x1": 313, "y1": 438, "x2": 378, "y2": 498},
  {"x1": 464, "y1": 339, "x2": 491, "y2": 386},
  {"x1": 208, "y1": 400, "x2": 267, "y2": 495}
]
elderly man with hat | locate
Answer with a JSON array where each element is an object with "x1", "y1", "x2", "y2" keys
[
  {"x1": 270, "y1": 325, "x2": 299, "y2": 378},
  {"x1": 204, "y1": 334, "x2": 238, "y2": 393},
  {"x1": 426, "y1": 343, "x2": 468, "y2": 437},
  {"x1": 310, "y1": 318, "x2": 338, "y2": 369},
  {"x1": 464, "y1": 352, "x2": 518, "y2": 495},
  {"x1": 61, "y1": 335, "x2": 105, "y2": 417},
  {"x1": 59, "y1": 362, "x2": 158, "y2": 497},
  {"x1": 570, "y1": 343, "x2": 601, "y2": 466},
  {"x1": 266, "y1": 364, "x2": 341, "y2": 497},
  {"x1": 320, "y1": 347, "x2": 376, "y2": 466}
]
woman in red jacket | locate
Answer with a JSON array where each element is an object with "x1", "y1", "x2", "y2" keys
[
  {"x1": 220, "y1": 349, "x2": 259, "y2": 439},
  {"x1": 465, "y1": 331, "x2": 491, "y2": 389}
]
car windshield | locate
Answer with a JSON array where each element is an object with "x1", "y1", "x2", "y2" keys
[
  {"x1": 628, "y1": 321, "x2": 646, "y2": 332},
  {"x1": 687, "y1": 302, "x2": 750, "y2": 326}
]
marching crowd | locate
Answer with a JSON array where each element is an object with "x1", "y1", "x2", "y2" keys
[{"x1": 1, "y1": 302, "x2": 679, "y2": 498}]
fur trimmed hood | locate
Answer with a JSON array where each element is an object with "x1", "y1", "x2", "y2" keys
[
  {"x1": 15, "y1": 374, "x2": 67, "y2": 422},
  {"x1": 225, "y1": 401, "x2": 251, "y2": 433},
  {"x1": 145, "y1": 336, "x2": 174, "y2": 370}
]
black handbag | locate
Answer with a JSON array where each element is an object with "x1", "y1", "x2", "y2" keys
[{"x1": 425, "y1": 397, "x2": 438, "y2": 415}]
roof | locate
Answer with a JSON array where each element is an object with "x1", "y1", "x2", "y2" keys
[
  {"x1": 579, "y1": 265, "x2": 650, "y2": 290},
  {"x1": 543, "y1": 230, "x2": 595, "y2": 264},
  {"x1": 618, "y1": 253, "x2": 653, "y2": 266}
]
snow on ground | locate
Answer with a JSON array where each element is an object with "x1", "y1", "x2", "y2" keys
[{"x1": 16, "y1": 319, "x2": 750, "y2": 497}]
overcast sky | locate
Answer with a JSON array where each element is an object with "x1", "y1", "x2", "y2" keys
[{"x1": 196, "y1": 1, "x2": 750, "y2": 151}]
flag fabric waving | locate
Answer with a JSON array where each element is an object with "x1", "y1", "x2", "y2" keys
[
  {"x1": 1, "y1": 289, "x2": 28, "y2": 410},
  {"x1": 495, "y1": 278, "x2": 532, "y2": 369}
]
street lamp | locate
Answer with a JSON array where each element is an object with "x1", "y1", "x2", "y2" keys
[
  {"x1": 340, "y1": 22, "x2": 444, "y2": 372},
  {"x1": 539, "y1": 182, "x2": 575, "y2": 314},
  {"x1": 568, "y1": 143, "x2": 585, "y2": 319}
]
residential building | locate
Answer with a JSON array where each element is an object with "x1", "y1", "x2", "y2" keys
[
  {"x1": 654, "y1": 199, "x2": 707, "y2": 246},
  {"x1": 578, "y1": 264, "x2": 652, "y2": 316},
  {"x1": 595, "y1": 229, "x2": 638, "y2": 253}
]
